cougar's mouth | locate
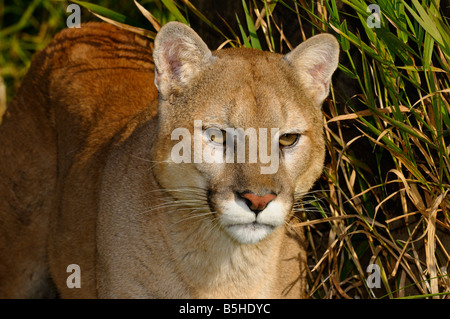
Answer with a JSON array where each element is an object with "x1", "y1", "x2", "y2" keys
[
  {"x1": 225, "y1": 222, "x2": 275, "y2": 245},
  {"x1": 211, "y1": 195, "x2": 287, "y2": 245}
]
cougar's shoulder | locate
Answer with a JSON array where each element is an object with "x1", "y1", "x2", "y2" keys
[{"x1": 0, "y1": 23, "x2": 158, "y2": 298}]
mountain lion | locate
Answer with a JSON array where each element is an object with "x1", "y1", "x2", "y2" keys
[{"x1": 0, "y1": 22, "x2": 339, "y2": 298}]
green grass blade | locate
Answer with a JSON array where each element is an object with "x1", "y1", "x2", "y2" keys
[
  {"x1": 241, "y1": 0, "x2": 261, "y2": 50},
  {"x1": 263, "y1": 0, "x2": 276, "y2": 51},
  {"x1": 235, "y1": 13, "x2": 251, "y2": 48},
  {"x1": 402, "y1": 0, "x2": 448, "y2": 57},
  {"x1": 160, "y1": 0, "x2": 188, "y2": 24},
  {"x1": 134, "y1": 0, "x2": 161, "y2": 31},
  {"x1": 69, "y1": 0, "x2": 146, "y2": 28},
  {"x1": 181, "y1": 0, "x2": 229, "y2": 41}
]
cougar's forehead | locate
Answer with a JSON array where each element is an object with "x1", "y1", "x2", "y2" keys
[{"x1": 192, "y1": 48, "x2": 313, "y2": 131}]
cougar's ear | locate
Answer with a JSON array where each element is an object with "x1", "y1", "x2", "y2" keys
[
  {"x1": 153, "y1": 21, "x2": 215, "y2": 98},
  {"x1": 284, "y1": 33, "x2": 339, "y2": 107}
]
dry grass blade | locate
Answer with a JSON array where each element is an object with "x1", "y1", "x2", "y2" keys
[
  {"x1": 390, "y1": 216, "x2": 425, "y2": 277},
  {"x1": 386, "y1": 169, "x2": 425, "y2": 211},
  {"x1": 385, "y1": 210, "x2": 421, "y2": 224},
  {"x1": 294, "y1": 214, "x2": 358, "y2": 227},
  {"x1": 91, "y1": 12, "x2": 156, "y2": 39},
  {"x1": 134, "y1": 0, "x2": 161, "y2": 31},
  {"x1": 412, "y1": 88, "x2": 450, "y2": 107},
  {"x1": 328, "y1": 105, "x2": 411, "y2": 123},
  {"x1": 253, "y1": 6, "x2": 274, "y2": 52},
  {"x1": 331, "y1": 274, "x2": 353, "y2": 299},
  {"x1": 426, "y1": 190, "x2": 448, "y2": 298}
]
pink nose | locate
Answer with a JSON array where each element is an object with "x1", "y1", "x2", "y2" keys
[{"x1": 240, "y1": 192, "x2": 277, "y2": 212}]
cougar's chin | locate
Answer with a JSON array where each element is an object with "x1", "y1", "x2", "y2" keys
[
  {"x1": 225, "y1": 223, "x2": 275, "y2": 244},
  {"x1": 215, "y1": 198, "x2": 287, "y2": 245}
]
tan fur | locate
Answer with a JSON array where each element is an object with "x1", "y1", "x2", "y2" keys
[{"x1": 0, "y1": 22, "x2": 339, "y2": 298}]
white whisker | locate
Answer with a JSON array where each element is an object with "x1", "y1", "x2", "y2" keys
[{"x1": 171, "y1": 211, "x2": 216, "y2": 227}]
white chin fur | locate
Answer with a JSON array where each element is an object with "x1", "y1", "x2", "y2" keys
[
  {"x1": 219, "y1": 200, "x2": 286, "y2": 244},
  {"x1": 225, "y1": 223, "x2": 275, "y2": 244}
]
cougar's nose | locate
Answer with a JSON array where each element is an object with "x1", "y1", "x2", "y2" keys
[{"x1": 239, "y1": 191, "x2": 277, "y2": 213}]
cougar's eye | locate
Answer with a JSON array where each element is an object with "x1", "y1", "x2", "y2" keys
[
  {"x1": 279, "y1": 133, "x2": 300, "y2": 147},
  {"x1": 206, "y1": 128, "x2": 226, "y2": 145}
]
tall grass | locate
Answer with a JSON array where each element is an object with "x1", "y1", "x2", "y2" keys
[
  {"x1": 2, "y1": 0, "x2": 449, "y2": 298},
  {"x1": 297, "y1": 0, "x2": 450, "y2": 298}
]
